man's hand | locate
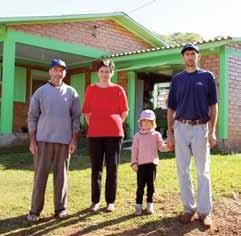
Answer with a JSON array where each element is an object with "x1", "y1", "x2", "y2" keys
[
  {"x1": 29, "y1": 141, "x2": 38, "y2": 156},
  {"x1": 132, "y1": 164, "x2": 138, "y2": 172},
  {"x1": 208, "y1": 131, "x2": 217, "y2": 148},
  {"x1": 167, "y1": 131, "x2": 175, "y2": 150},
  {"x1": 69, "y1": 140, "x2": 77, "y2": 154}
]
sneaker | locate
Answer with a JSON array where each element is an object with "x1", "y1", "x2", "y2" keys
[
  {"x1": 146, "y1": 203, "x2": 154, "y2": 214},
  {"x1": 178, "y1": 211, "x2": 195, "y2": 224},
  {"x1": 106, "y1": 203, "x2": 115, "y2": 212},
  {"x1": 135, "y1": 204, "x2": 142, "y2": 216},
  {"x1": 55, "y1": 210, "x2": 68, "y2": 219},
  {"x1": 90, "y1": 203, "x2": 100, "y2": 212},
  {"x1": 199, "y1": 215, "x2": 212, "y2": 228},
  {"x1": 26, "y1": 213, "x2": 39, "y2": 222}
]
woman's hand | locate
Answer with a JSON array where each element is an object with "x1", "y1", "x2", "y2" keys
[{"x1": 121, "y1": 111, "x2": 128, "y2": 122}]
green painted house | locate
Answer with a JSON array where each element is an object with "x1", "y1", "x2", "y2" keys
[{"x1": 0, "y1": 12, "x2": 241, "y2": 151}]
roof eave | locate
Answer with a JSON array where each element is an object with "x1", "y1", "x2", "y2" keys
[{"x1": 0, "y1": 12, "x2": 166, "y2": 48}]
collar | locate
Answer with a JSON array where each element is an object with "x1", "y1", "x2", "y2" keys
[
  {"x1": 48, "y1": 81, "x2": 64, "y2": 88},
  {"x1": 139, "y1": 129, "x2": 155, "y2": 135}
]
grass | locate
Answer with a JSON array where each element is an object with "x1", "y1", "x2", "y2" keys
[{"x1": 0, "y1": 139, "x2": 241, "y2": 235}]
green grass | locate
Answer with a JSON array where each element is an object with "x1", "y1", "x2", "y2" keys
[{"x1": 0, "y1": 139, "x2": 241, "y2": 235}]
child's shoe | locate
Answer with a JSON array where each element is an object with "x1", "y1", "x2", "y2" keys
[
  {"x1": 106, "y1": 203, "x2": 115, "y2": 212},
  {"x1": 146, "y1": 203, "x2": 154, "y2": 214},
  {"x1": 135, "y1": 204, "x2": 142, "y2": 216},
  {"x1": 90, "y1": 203, "x2": 100, "y2": 212}
]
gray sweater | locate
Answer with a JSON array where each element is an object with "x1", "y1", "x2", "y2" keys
[{"x1": 28, "y1": 82, "x2": 81, "y2": 144}]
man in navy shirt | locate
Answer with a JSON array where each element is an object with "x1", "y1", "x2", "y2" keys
[{"x1": 167, "y1": 43, "x2": 218, "y2": 228}]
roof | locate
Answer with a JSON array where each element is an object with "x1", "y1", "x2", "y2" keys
[
  {"x1": 107, "y1": 36, "x2": 241, "y2": 58},
  {"x1": 0, "y1": 12, "x2": 167, "y2": 48}
]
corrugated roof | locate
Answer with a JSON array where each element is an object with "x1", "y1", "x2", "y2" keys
[{"x1": 106, "y1": 36, "x2": 232, "y2": 58}]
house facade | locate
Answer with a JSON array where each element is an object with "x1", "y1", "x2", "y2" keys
[{"x1": 0, "y1": 12, "x2": 240, "y2": 151}]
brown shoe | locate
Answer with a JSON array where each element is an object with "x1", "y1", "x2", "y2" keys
[
  {"x1": 178, "y1": 211, "x2": 195, "y2": 224},
  {"x1": 200, "y1": 215, "x2": 212, "y2": 228}
]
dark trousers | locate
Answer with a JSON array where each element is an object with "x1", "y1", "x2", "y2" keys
[
  {"x1": 88, "y1": 137, "x2": 122, "y2": 204},
  {"x1": 136, "y1": 163, "x2": 157, "y2": 204}
]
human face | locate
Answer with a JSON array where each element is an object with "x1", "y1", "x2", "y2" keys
[
  {"x1": 182, "y1": 50, "x2": 200, "y2": 68},
  {"x1": 140, "y1": 119, "x2": 154, "y2": 130},
  {"x1": 97, "y1": 66, "x2": 113, "y2": 83},
  {"x1": 49, "y1": 66, "x2": 66, "y2": 86}
]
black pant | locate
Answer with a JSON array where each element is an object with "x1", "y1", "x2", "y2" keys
[
  {"x1": 88, "y1": 137, "x2": 122, "y2": 204},
  {"x1": 136, "y1": 163, "x2": 157, "y2": 204}
]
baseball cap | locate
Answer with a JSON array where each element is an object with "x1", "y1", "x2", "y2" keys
[
  {"x1": 138, "y1": 109, "x2": 156, "y2": 122},
  {"x1": 181, "y1": 43, "x2": 199, "y2": 54},
  {"x1": 50, "y1": 59, "x2": 67, "y2": 69}
]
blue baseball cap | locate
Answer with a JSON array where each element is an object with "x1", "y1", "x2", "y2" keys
[
  {"x1": 181, "y1": 43, "x2": 199, "y2": 54},
  {"x1": 50, "y1": 59, "x2": 67, "y2": 69}
]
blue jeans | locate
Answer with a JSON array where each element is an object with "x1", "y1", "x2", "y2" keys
[{"x1": 174, "y1": 121, "x2": 212, "y2": 216}]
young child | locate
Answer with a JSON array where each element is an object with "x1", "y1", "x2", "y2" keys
[{"x1": 131, "y1": 109, "x2": 170, "y2": 215}]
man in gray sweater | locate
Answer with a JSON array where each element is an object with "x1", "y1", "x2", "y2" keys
[{"x1": 26, "y1": 59, "x2": 81, "y2": 221}]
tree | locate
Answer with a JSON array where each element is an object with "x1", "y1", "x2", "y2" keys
[{"x1": 158, "y1": 32, "x2": 204, "y2": 46}]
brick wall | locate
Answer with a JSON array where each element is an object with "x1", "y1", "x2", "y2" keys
[
  {"x1": 222, "y1": 47, "x2": 241, "y2": 152},
  {"x1": 13, "y1": 102, "x2": 29, "y2": 131},
  {"x1": 200, "y1": 54, "x2": 223, "y2": 150},
  {"x1": 8, "y1": 20, "x2": 151, "y2": 54},
  {"x1": 200, "y1": 54, "x2": 220, "y2": 87},
  {"x1": 117, "y1": 71, "x2": 128, "y2": 94},
  {"x1": 200, "y1": 50, "x2": 241, "y2": 152}
]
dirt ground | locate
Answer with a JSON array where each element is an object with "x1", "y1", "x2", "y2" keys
[{"x1": 102, "y1": 195, "x2": 241, "y2": 236}]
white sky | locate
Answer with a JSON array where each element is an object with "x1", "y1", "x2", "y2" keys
[{"x1": 1, "y1": 0, "x2": 240, "y2": 39}]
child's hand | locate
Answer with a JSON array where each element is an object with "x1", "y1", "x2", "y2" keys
[
  {"x1": 159, "y1": 143, "x2": 175, "y2": 152},
  {"x1": 132, "y1": 164, "x2": 138, "y2": 172}
]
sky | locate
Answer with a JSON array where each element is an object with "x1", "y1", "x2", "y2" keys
[{"x1": 0, "y1": 0, "x2": 240, "y2": 39}]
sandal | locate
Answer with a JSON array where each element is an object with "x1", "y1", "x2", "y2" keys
[{"x1": 26, "y1": 213, "x2": 39, "y2": 222}]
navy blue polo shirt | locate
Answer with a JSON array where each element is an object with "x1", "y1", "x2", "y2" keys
[{"x1": 168, "y1": 69, "x2": 218, "y2": 120}]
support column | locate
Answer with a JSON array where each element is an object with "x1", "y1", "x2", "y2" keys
[
  {"x1": 71, "y1": 73, "x2": 86, "y2": 125},
  {"x1": 218, "y1": 46, "x2": 228, "y2": 139},
  {"x1": 0, "y1": 35, "x2": 15, "y2": 134},
  {"x1": 127, "y1": 71, "x2": 136, "y2": 139}
]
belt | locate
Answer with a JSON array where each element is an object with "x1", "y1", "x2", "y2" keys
[{"x1": 176, "y1": 119, "x2": 208, "y2": 125}]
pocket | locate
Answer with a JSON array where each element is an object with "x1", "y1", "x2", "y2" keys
[
  {"x1": 173, "y1": 121, "x2": 180, "y2": 139},
  {"x1": 173, "y1": 121, "x2": 180, "y2": 137},
  {"x1": 173, "y1": 120, "x2": 179, "y2": 129},
  {"x1": 200, "y1": 124, "x2": 209, "y2": 138}
]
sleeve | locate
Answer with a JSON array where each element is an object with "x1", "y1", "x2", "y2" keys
[
  {"x1": 28, "y1": 90, "x2": 41, "y2": 132},
  {"x1": 71, "y1": 89, "x2": 81, "y2": 133},
  {"x1": 167, "y1": 76, "x2": 177, "y2": 110},
  {"x1": 81, "y1": 86, "x2": 91, "y2": 114},
  {"x1": 156, "y1": 132, "x2": 163, "y2": 150},
  {"x1": 118, "y1": 86, "x2": 129, "y2": 114},
  {"x1": 157, "y1": 132, "x2": 168, "y2": 152},
  {"x1": 208, "y1": 73, "x2": 218, "y2": 105},
  {"x1": 131, "y1": 134, "x2": 139, "y2": 165}
]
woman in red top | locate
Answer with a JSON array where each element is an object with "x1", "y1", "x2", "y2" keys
[{"x1": 82, "y1": 59, "x2": 128, "y2": 212}]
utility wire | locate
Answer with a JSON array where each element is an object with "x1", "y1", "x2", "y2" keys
[{"x1": 128, "y1": 0, "x2": 159, "y2": 13}]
